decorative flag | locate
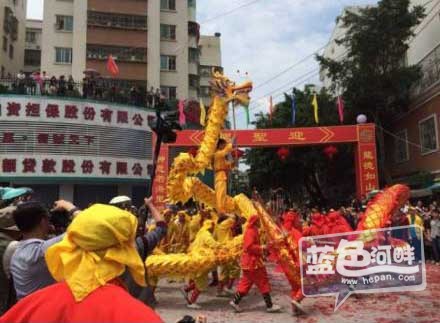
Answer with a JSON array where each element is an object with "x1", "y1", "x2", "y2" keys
[
  {"x1": 199, "y1": 99, "x2": 206, "y2": 126},
  {"x1": 337, "y1": 95, "x2": 345, "y2": 124},
  {"x1": 106, "y1": 55, "x2": 119, "y2": 76},
  {"x1": 244, "y1": 105, "x2": 250, "y2": 126},
  {"x1": 291, "y1": 92, "x2": 296, "y2": 126},
  {"x1": 178, "y1": 100, "x2": 186, "y2": 126},
  {"x1": 269, "y1": 96, "x2": 273, "y2": 123},
  {"x1": 312, "y1": 93, "x2": 319, "y2": 124}
]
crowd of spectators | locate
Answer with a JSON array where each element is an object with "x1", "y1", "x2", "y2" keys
[
  {"x1": 0, "y1": 187, "x2": 215, "y2": 322},
  {"x1": 0, "y1": 71, "x2": 170, "y2": 110},
  {"x1": 1, "y1": 184, "x2": 438, "y2": 322}
]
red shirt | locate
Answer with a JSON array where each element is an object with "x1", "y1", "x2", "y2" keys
[
  {"x1": 240, "y1": 216, "x2": 264, "y2": 270},
  {"x1": 0, "y1": 282, "x2": 163, "y2": 323}
]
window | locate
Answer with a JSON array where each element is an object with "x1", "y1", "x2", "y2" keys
[
  {"x1": 9, "y1": 44, "x2": 13, "y2": 59},
  {"x1": 188, "y1": 0, "x2": 196, "y2": 8},
  {"x1": 25, "y1": 31, "x2": 36, "y2": 43},
  {"x1": 87, "y1": 44, "x2": 147, "y2": 62},
  {"x1": 55, "y1": 15, "x2": 73, "y2": 31},
  {"x1": 87, "y1": 11, "x2": 147, "y2": 30},
  {"x1": 160, "y1": 24, "x2": 176, "y2": 40},
  {"x1": 161, "y1": 0, "x2": 176, "y2": 10},
  {"x1": 24, "y1": 49, "x2": 41, "y2": 66},
  {"x1": 188, "y1": 48, "x2": 199, "y2": 63},
  {"x1": 2, "y1": 36, "x2": 7, "y2": 52},
  {"x1": 419, "y1": 114, "x2": 439, "y2": 154},
  {"x1": 160, "y1": 55, "x2": 176, "y2": 71},
  {"x1": 200, "y1": 86, "x2": 210, "y2": 97},
  {"x1": 160, "y1": 86, "x2": 177, "y2": 99},
  {"x1": 189, "y1": 74, "x2": 199, "y2": 88},
  {"x1": 199, "y1": 65, "x2": 211, "y2": 77},
  {"x1": 394, "y1": 129, "x2": 409, "y2": 163},
  {"x1": 55, "y1": 47, "x2": 72, "y2": 64}
]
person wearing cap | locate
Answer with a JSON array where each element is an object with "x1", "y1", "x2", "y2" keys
[
  {"x1": 9, "y1": 200, "x2": 79, "y2": 300},
  {"x1": 181, "y1": 219, "x2": 220, "y2": 309},
  {"x1": 0, "y1": 188, "x2": 33, "y2": 207},
  {"x1": 0, "y1": 206, "x2": 21, "y2": 315},
  {"x1": 0, "y1": 204, "x2": 163, "y2": 323},
  {"x1": 229, "y1": 215, "x2": 281, "y2": 313},
  {"x1": 109, "y1": 195, "x2": 132, "y2": 211}
]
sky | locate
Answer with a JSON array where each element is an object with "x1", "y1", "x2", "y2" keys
[{"x1": 27, "y1": 0, "x2": 378, "y2": 129}]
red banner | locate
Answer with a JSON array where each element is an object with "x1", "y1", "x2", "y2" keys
[{"x1": 152, "y1": 124, "x2": 379, "y2": 201}]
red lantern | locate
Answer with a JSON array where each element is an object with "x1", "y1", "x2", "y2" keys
[
  {"x1": 277, "y1": 147, "x2": 290, "y2": 161},
  {"x1": 188, "y1": 147, "x2": 198, "y2": 157},
  {"x1": 324, "y1": 145, "x2": 338, "y2": 160},
  {"x1": 231, "y1": 148, "x2": 245, "y2": 159}
]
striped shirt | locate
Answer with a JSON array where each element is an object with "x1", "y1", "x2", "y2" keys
[{"x1": 10, "y1": 235, "x2": 64, "y2": 300}]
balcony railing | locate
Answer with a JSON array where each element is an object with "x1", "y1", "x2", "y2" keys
[
  {"x1": 0, "y1": 78, "x2": 177, "y2": 110},
  {"x1": 87, "y1": 11, "x2": 148, "y2": 31},
  {"x1": 411, "y1": 43, "x2": 440, "y2": 98}
]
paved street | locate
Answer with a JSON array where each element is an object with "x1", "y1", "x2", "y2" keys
[{"x1": 155, "y1": 264, "x2": 440, "y2": 323}]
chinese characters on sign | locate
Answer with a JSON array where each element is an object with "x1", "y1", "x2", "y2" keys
[
  {"x1": 1, "y1": 156, "x2": 148, "y2": 178},
  {"x1": 152, "y1": 146, "x2": 169, "y2": 209},
  {"x1": 357, "y1": 139, "x2": 379, "y2": 195},
  {"x1": 0, "y1": 98, "x2": 150, "y2": 128}
]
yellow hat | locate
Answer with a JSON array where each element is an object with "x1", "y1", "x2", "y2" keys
[{"x1": 45, "y1": 204, "x2": 146, "y2": 302}]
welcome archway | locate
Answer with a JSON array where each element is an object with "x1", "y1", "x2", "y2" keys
[{"x1": 152, "y1": 123, "x2": 379, "y2": 207}]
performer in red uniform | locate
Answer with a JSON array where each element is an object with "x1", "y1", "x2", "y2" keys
[{"x1": 229, "y1": 215, "x2": 281, "y2": 313}]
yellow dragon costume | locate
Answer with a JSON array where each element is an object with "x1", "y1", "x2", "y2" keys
[{"x1": 145, "y1": 71, "x2": 410, "y2": 296}]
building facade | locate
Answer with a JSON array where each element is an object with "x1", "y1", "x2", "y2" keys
[
  {"x1": 385, "y1": 0, "x2": 440, "y2": 188},
  {"x1": 24, "y1": 19, "x2": 42, "y2": 73},
  {"x1": 0, "y1": 0, "x2": 27, "y2": 78},
  {"x1": 0, "y1": 94, "x2": 154, "y2": 208},
  {"x1": 41, "y1": 0, "x2": 221, "y2": 101},
  {"x1": 321, "y1": 1, "x2": 440, "y2": 190},
  {"x1": 199, "y1": 34, "x2": 222, "y2": 105}
]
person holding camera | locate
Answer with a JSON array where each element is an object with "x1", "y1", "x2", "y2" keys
[
  {"x1": 9, "y1": 200, "x2": 80, "y2": 300},
  {"x1": 1, "y1": 204, "x2": 163, "y2": 323}
]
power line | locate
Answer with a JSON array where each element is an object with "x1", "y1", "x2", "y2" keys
[
  {"x1": 238, "y1": 0, "x2": 440, "y2": 121},
  {"x1": 200, "y1": 0, "x2": 264, "y2": 24}
]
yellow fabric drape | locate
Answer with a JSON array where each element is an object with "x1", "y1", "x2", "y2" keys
[
  {"x1": 312, "y1": 93, "x2": 319, "y2": 124},
  {"x1": 45, "y1": 204, "x2": 146, "y2": 302},
  {"x1": 200, "y1": 99, "x2": 207, "y2": 126}
]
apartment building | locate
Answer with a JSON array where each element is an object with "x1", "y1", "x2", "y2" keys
[
  {"x1": 199, "y1": 33, "x2": 222, "y2": 105},
  {"x1": 24, "y1": 19, "x2": 42, "y2": 73},
  {"x1": 0, "y1": 0, "x2": 27, "y2": 78},
  {"x1": 321, "y1": 1, "x2": 440, "y2": 191},
  {"x1": 41, "y1": 0, "x2": 221, "y2": 101}
]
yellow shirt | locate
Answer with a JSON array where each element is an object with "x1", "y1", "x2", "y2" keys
[
  {"x1": 214, "y1": 143, "x2": 234, "y2": 181},
  {"x1": 214, "y1": 218, "x2": 235, "y2": 243},
  {"x1": 189, "y1": 213, "x2": 202, "y2": 242}
]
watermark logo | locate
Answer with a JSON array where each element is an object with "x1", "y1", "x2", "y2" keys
[{"x1": 299, "y1": 225, "x2": 426, "y2": 311}]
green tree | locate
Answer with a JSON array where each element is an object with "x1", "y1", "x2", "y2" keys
[
  {"x1": 245, "y1": 87, "x2": 355, "y2": 206},
  {"x1": 317, "y1": 0, "x2": 425, "y2": 183}
]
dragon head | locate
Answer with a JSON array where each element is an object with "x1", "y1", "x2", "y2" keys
[{"x1": 209, "y1": 69, "x2": 253, "y2": 107}]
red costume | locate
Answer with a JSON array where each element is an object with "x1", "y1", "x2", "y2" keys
[
  {"x1": 0, "y1": 281, "x2": 162, "y2": 323},
  {"x1": 282, "y1": 210, "x2": 301, "y2": 232},
  {"x1": 237, "y1": 215, "x2": 271, "y2": 295},
  {"x1": 303, "y1": 212, "x2": 326, "y2": 236},
  {"x1": 324, "y1": 211, "x2": 353, "y2": 235}
]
